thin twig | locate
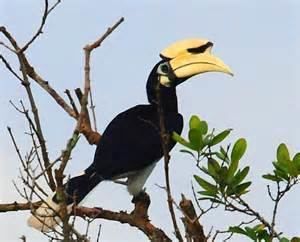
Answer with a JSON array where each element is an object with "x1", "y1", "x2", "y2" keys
[
  {"x1": 155, "y1": 81, "x2": 183, "y2": 241},
  {"x1": 20, "y1": 0, "x2": 61, "y2": 52},
  {"x1": 65, "y1": 89, "x2": 79, "y2": 117},
  {"x1": 1, "y1": 25, "x2": 77, "y2": 119},
  {"x1": 78, "y1": 17, "x2": 124, "y2": 132},
  {"x1": 20, "y1": 0, "x2": 49, "y2": 52},
  {"x1": 212, "y1": 218, "x2": 257, "y2": 242},
  {"x1": 96, "y1": 224, "x2": 102, "y2": 242},
  {"x1": 1, "y1": 26, "x2": 56, "y2": 190},
  {"x1": 89, "y1": 87, "x2": 98, "y2": 132},
  {"x1": 0, "y1": 41, "x2": 17, "y2": 53},
  {"x1": 47, "y1": 0, "x2": 61, "y2": 15},
  {"x1": 0, "y1": 54, "x2": 23, "y2": 81}
]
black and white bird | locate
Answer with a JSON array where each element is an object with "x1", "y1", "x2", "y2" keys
[{"x1": 28, "y1": 38, "x2": 232, "y2": 231}]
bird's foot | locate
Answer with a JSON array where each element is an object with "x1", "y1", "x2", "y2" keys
[
  {"x1": 131, "y1": 189, "x2": 148, "y2": 204},
  {"x1": 131, "y1": 190, "x2": 150, "y2": 219}
]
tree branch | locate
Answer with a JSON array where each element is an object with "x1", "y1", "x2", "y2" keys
[
  {"x1": 75, "y1": 17, "x2": 124, "y2": 144},
  {"x1": 20, "y1": 0, "x2": 62, "y2": 52},
  {"x1": 155, "y1": 82, "x2": 183, "y2": 241},
  {"x1": 179, "y1": 195, "x2": 207, "y2": 242},
  {"x1": 0, "y1": 201, "x2": 41, "y2": 213},
  {"x1": 74, "y1": 193, "x2": 171, "y2": 242}
]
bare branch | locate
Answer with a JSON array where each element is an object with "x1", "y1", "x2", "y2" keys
[
  {"x1": 89, "y1": 88, "x2": 98, "y2": 132},
  {"x1": 179, "y1": 195, "x2": 207, "y2": 242},
  {"x1": 1, "y1": 26, "x2": 77, "y2": 119},
  {"x1": 74, "y1": 193, "x2": 171, "y2": 242},
  {"x1": 20, "y1": 0, "x2": 49, "y2": 52},
  {"x1": 0, "y1": 40, "x2": 17, "y2": 53},
  {"x1": 65, "y1": 89, "x2": 79, "y2": 117},
  {"x1": 24, "y1": 64, "x2": 78, "y2": 119},
  {"x1": 1, "y1": 26, "x2": 56, "y2": 190},
  {"x1": 0, "y1": 54, "x2": 23, "y2": 81},
  {"x1": 0, "y1": 201, "x2": 41, "y2": 213},
  {"x1": 79, "y1": 16, "x2": 124, "y2": 122},
  {"x1": 96, "y1": 224, "x2": 102, "y2": 242},
  {"x1": 20, "y1": 0, "x2": 62, "y2": 52},
  {"x1": 155, "y1": 77, "x2": 183, "y2": 241}
]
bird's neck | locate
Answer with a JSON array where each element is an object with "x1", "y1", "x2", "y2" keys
[
  {"x1": 146, "y1": 62, "x2": 179, "y2": 113},
  {"x1": 155, "y1": 85, "x2": 178, "y2": 113}
]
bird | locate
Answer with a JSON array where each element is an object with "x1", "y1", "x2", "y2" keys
[{"x1": 27, "y1": 38, "x2": 233, "y2": 231}]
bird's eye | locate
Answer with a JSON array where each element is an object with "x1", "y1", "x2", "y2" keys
[{"x1": 160, "y1": 63, "x2": 169, "y2": 74}]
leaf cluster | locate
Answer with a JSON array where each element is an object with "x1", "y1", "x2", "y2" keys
[
  {"x1": 173, "y1": 115, "x2": 300, "y2": 242},
  {"x1": 173, "y1": 115, "x2": 250, "y2": 202},
  {"x1": 263, "y1": 143, "x2": 300, "y2": 183}
]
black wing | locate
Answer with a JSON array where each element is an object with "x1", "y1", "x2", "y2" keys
[{"x1": 86, "y1": 105, "x2": 183, "y2": 179}]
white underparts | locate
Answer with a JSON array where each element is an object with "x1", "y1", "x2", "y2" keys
[
  {"x1": 126, "y1": 163, "x2": 156, "y2": 196},
  {"x1": 159, "y1": 75, "x2": 171, "y2": 87}
]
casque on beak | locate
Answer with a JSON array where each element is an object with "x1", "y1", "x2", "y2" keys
[{"x1": 160, "y1": 38, "x2": 233, "y2": 81}]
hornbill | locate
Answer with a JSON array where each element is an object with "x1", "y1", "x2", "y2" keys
[{"x1": 28, "y1": 38, "x2": 232, "y2": 231}]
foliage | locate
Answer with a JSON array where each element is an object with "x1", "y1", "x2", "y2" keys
[{"x1": 173, "y1": 115, "x2": 300, "y2": 242}]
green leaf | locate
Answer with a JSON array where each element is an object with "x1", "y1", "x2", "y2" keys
[
  {"x1": 277, "y1": 143, "x2": 290, "y2": 163},
  {"x1": 189, "y1": 116, "x2": 208, "y2": 135},
  {"x1": 210, "y1": 129, "x2": 232, "y2": 146},
  {"x1": 228, "y1": 226, "x2": 247, "y2": 235},
  {"x1": 257, "y1": 230, "x2": 271, "y2": 242},
  {"x1": 199, "y1": 121, "x2": 208, "y2": 134},
  {"x1": 199, "y1": 166, "x2": 210, "y2": 176},
  {"x1": 203, "y1": 134, "x2": 214, "y2": 146},
  {"x1": 227, "y1": 157, "x2": 239, "y2": 183},
  {"x1": 194, "y1": 175, "x2": 217, "y2": 193},
  {"x1": 273, "y1": 161, "x2": 289, "y2": 173},
  {"x1": 231, "y1": 138, "x2": 247, "y2": 163},
  {"x1": 231, "y1": 166, "x2": 250, "y2": 186},
  {"x1": 207, "y1": 158, "x2": 221, "y2": 180},
  {"x1": 280, "y1": 238, "x2": 290, "y2": 242},
  {"x1": 219, "y1": 166, "x2": 228, "y2": 177},
  {"x1": 244, "y1": 226, "x2": 257, "y2": 240},
  {"x1": 253, "y1": 224, "x2": 265, "y2": 232},
  {"x1": 274, "y1": 169, "x2": 290, "y2": 181},
  {"x1": 189, "y1": 115, "x2": 201, "y2": 130},
  {"x1": 234, "y1": 181, "x2": 251, "y2": 195},
  {"x1": 172, "y1": 132, "x2": 194, "y2": 150},
  {"x1": 220, "y1": 146, "x2": 229, "y2": 163},
  {"x1": 189, "y1": 129, "x2": 203, "y2": 150},
  {"x1": 293, "y1": 153, "x2": 300, "y2": 169},
  {"x1": 216, "y1": 152, "x2": 226, "y2": 161},
  {"x1": 197, "y1": 197, "x2": 222, "y2": 204},
  {"x1": 286, "y1": 161, "x2": 298, "y2": 177},
  {"x1": 198, "y1": 190, "x2": 218, "y2": 197},
  {"x1": 262, "y1": 174, "x2": 283, "y2": 182},
  {"x1": 180, "y1": 149, "x2": 196, "y2": 159},
  {"x1": 291, "y1": 237, "x2": 300, "y2": 242}
]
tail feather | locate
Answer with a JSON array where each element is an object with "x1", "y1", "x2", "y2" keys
[
  {"x1": 27, "y1": 194, "x2": 72, "y2": 232},
  {"x1": 27, "y1": 171, "x2": 102, "y2": 232}
]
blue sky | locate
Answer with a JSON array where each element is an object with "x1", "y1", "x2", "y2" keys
[{"x1": 0, "y1": 0, "x2": 299, "y2": 241}]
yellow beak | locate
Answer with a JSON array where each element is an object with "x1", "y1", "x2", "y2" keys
[{"x1": 169, "y1": 52, "x2": 233, "y2": 79}]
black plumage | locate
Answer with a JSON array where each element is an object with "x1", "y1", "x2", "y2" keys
[{"x1": 63, "y1": 61, "x2": 183, "y2": 204}]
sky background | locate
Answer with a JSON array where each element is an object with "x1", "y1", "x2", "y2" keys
[{"x1": 0, "y1": 0, "x2": 299, "y2": 241}]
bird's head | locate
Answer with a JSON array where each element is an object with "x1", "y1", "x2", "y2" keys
[
  {"x1": 146, "y1": 38, "x2": 233, "y2": 105},
  {"x1": 156, "y1": 38, "x2": 233, "y2": 87}
]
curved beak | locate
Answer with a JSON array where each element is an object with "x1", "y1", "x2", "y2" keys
[{"x1": 169, "y1": 52, "x2": 233, "y2": 79}]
